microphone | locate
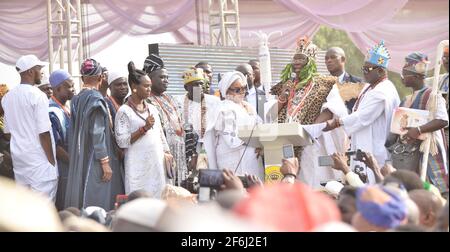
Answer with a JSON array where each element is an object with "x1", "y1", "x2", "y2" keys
[{"x1": 282, "y1": 87, "x2": 291, "y2": 99}]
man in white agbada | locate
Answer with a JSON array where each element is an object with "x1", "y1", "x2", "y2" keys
[
  {"x1": 324, "y1": 40, "x2": 400, "y2": 184},
  {"x1": 1, "y1": 55, "x2": 57, "y2": 201},
  {"x1": 175, "y1": 68, "x2": 220, "y2": 171},
  {"x1": 205, "y1": 71, "x2": 264, "y2": 180},
  {"x1": 300, "y1": 85, "x2": 349, "y2": 189}
]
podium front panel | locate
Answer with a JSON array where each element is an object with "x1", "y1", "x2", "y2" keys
[{"x1": 238, "y1": 123, "x2": 313, "y2": 183}]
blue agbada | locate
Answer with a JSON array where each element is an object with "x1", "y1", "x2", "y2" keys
[
  {"x1": 64, "y1": 89, "x2": 124, "y2": 211},
  {"x1": 49, "y1": 98, "x2": 70, "y2": 210}
]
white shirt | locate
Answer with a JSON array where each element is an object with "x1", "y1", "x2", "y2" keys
[
  {"x1": 246, "y1": 86, "x2": 268, "y2": 122},
  {"x1": 1, "y1": 84, "x2": 57, "y2": 184},
  {"x1": 298, "y1": 84, "x2": 350, "y2": 189},
  {"x1": 338, "y1": 71, "x2": 346, "y2": 83},
  {"x1": 246, "y1": 86, "x2": 258, "y2": 113},
  {"x1": 341, "y1": 79, "x2": 400, "y2": 183},
  {"x1": 426, "y1": 91, "x2": 448, "y2": 174}
]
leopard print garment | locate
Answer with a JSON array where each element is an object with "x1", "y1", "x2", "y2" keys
[{"x1": 271, "y1": 75, "x2": 338, "y2": 157}]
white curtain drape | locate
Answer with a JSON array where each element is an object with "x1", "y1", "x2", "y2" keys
[{"x1": 0, "y1": 0, "x2": 448, "y2": 73}]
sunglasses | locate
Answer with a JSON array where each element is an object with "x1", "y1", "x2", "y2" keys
[
  {"x1": 361, "y1": 65, "x2": 380, "y2": 74},
  {"x1": 228, "y1": 87, "x2": 247, "y2": 94}
]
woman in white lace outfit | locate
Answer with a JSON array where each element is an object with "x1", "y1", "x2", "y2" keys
[{"x1": 115, "y1": 62, "x2": 172, "y2": 197}]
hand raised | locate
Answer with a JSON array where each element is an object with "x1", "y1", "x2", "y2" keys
[{"x1": 145, "y1": 114, "x2": 155, "y2": 130}]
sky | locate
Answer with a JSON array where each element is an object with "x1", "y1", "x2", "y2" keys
[{"x1": 0, "y1": 33, "x2": 176, "y2": 89}]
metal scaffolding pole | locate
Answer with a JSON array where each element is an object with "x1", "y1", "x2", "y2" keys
[
  {"x1": 47, "y1": 0, "x2": 84, "y2": 88},
  {"x1": 208, "y1": 0, "x2": 241, "y2": 47}
]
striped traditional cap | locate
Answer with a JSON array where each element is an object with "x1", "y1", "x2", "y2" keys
[
  {"x1": 404, "y1": 52, "x2": 430, "y2": 75},
  {"x1": 143, "y1": 54, "x2": 164, "y2": 74},
  {"x1": 80, "y1": 58, "x2": 103, "y2": 76}
]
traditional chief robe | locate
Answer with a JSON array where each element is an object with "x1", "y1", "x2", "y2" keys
[
  {"x1": 175, "y1": 94, "x2": 221, "y2": 157},
  {"x1": 49, "y1": 98, "x2": 70, "y2": 210},
  {"x1": 401, "y1": 87, "x2": 448, "y2": 194},
  {"x1": 65, "y1": 89, "x2": 124, "y2": 211},
  {"x1": 148, "y1": 93, "x2": 187, "y2": 186},
  {"x1": 341, "y1": 79, "x2": 400, "y2": 184},
  {"x1": 265, "y1": 75, "x2": 349, "y2": 189}
]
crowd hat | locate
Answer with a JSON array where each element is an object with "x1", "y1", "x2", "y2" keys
[
  {"x1": 107, "y1": 71, "x2": 127, "y2": 86},
  {"x1": 80, "y1": 58, "x2": 102, "y2": 76},
  {"x1": 365, "y1": 40, "x2": 391, "y2": 68},
  {"x1": 143, "y1": 54, "x2": 164, "y2": 74},
  {"x1": 356, "y1": 185, "x2": 407, "y2": 229},
  {"x1": 404, "y1": 52, "x2": 430, "y2": 75},
  {"x1": 49, "y1": 69, "x2": 72, "y2": 88},
  {"x1": 182, "y1": 68, "x2": 206, "y2": 85},
  {"x1": 16, "y1": 54, "x2": 48, "y2": 73}
]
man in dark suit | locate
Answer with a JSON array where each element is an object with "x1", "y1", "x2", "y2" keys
[
  {"x1": 325, "y1": 47, "x2": 363, "y2": 112},
  {"x1": 236, "y1": 63, "x2": 266, "y2": 120},
  {"x1": 249, "y1": 59, "x2": 262, "y2": 90}
]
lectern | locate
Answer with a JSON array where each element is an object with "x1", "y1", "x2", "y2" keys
[{"x1": 238, "y1": 123, "x2": 313, "y2": 182}]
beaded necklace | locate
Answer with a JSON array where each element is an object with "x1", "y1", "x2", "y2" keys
[
  {"x1": 150, "y1": 93, "x2": 183, "y2": 137},
  {"x1": 353, "y1": 77, "x2": 387, "y2": 112},
  {"x1": 51, "y1": 96, "x2": 71, "y2": 118},
  {"x1": 127, "y1": 98, "x2": 151, "y2": 123},
  {"x1": 183, "y1": 94, "x2": 206, "y2": 138},
  {"x1": 287, "y1": 79, "x2": 314, "y2": 121},
  {"x1": 107, "y1": 95, "x2": 121, "y2": 112}
]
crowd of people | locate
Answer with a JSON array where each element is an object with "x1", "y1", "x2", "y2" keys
[{"x1": 0, "y1": 37, "x2": 448, "y2": 232}]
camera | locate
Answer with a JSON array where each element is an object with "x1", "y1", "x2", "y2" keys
[
  {"x1": 198, "y1": 169, "x2": 223, "y2": 188},
  {"x1": 318, "y1": 149, "x2": 365, "y2": 167},
  {"x1": 198, "y1": 169, "x2": 250, "y2": 189},
  {"x1": 181, "y1": 170, "x2": 200, "y2": 194},
  {"x1": 346, "y1": 149, "x2": 364, "y2": 161},
  {"x1": 282, "y1": 144, "x2": 294, "y2": 159}
]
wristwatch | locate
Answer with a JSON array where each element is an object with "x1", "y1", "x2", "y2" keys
[{"x1": 282, "y1": 174, "x2": 296, "y2": 184}]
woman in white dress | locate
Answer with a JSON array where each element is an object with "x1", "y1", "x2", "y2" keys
[
  {"x1": 115, "y1": 62, "x2": 173, "y2": 197},
  {"x1": 205, "y1": 71, "x2": 263, "y2": 180}
]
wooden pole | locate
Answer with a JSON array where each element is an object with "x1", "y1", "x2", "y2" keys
[{"x1": 420, "y1": 40, "x2": 449, "y2": 181}]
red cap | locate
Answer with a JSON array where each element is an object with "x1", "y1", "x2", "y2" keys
[{"x1": 233, "y1": 183, "x2": 341, "y2": 231}]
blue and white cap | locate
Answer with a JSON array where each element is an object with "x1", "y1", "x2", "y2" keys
[{"x1": 365, "y1": 40, "x2": 391, "y2": 68}]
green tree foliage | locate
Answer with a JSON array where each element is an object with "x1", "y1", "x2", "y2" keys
[{"x1": 313, "y1": 26, "x2": 410, "y2": 99}]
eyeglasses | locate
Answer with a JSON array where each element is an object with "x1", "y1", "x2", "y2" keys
[
  {"x1": 228, "y1": 87, "x2": 247, "y2": 94},
  {"x1": 361, "y1": 65, "x2": 380, "y2": 74},
  {"x1": 292, "y1": 58, "x2": 308, "y2": 64},
  {"x1": 400, "y1": 71, "x2": 419, "y2": 79}
]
